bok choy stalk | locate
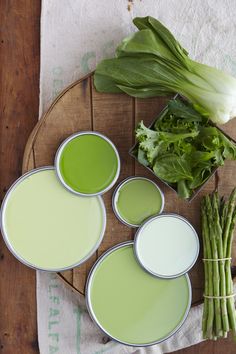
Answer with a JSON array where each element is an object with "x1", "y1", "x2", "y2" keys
[{"x1": 94, "y1": 16, "x2": 236, "y2": 125}]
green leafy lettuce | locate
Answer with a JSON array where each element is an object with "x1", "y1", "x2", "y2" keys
[{"x1": 135, "y1": 99, "x2": 236, "y2": 199}]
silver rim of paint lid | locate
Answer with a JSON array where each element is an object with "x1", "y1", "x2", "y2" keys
[
  {"x1": 0, "y1": 166, "x2": 107, "y2": 272},
  {"x1": 55, "y1": 131, "x2": 121, "y2": 196},
  {"x1": 112, "y1": 176, "x2": 165, "y2": 228},
  {"x1": 134, "y1": 213, "x2": 200, "y2": 279},
  {"x1": 85, "y1": 241, "x2": 192, "y2": 347}
]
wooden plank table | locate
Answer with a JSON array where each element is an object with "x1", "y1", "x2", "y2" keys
[
  {"x1": 0, "y1": 1, "x2": 40, "y2": 353},
  {"x1": 0, "y1": 1, "x2": 235, "y2": 353}
]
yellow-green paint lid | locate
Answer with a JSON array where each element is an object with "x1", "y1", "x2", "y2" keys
[
  {"x1": 55, "y1": 132, "x2": 120, "y2": 196},
  {"x1": 86, "y1": 242, "x2": 191, "y2": 347},
  {"x1": 112, "y1": 177, "x2": 164, "y2": 227},
  {"x1": 0, "y1": 167, "x2": 106, "y2": 271}
]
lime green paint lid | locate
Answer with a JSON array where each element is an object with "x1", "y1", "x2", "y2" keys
[
  {"x1": 55, "y1": 132, "x2": 120, "y2": 195},
  {"x1": 0, "y1": 167, "x2": 106, "y2": 271},
  {"x1": 86, "y1": 242, "x2": 191, "y2": 346},
  {"x1": 113, "y1": 177, "x2": 164, "y2": 227}
]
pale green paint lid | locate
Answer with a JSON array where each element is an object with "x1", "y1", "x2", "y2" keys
[
  {"x1": 56, "y1": 132, "x2": 120, "y2": 195},
  {"x1": 1, "y1": 167, "x2": 106, "y2": 271},
  {"x1": 135, "y1": 214, "x2": 199, "y2": 278},
  {"x1": 113, "y1": 177, "x2": 164, "y2": 227},
  {"x1": 87, "y1": 243, "x2": 191, "y2": 346}
]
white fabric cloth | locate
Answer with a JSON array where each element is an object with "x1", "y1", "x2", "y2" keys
[{"x1": 38, "y1": 1, "x2": 236, "y2": 353}]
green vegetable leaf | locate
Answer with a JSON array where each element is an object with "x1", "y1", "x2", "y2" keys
[
  {"x1": 213, "y1": 150, "x2": 224, "y2": 165},
  {"x1": 136, "y1": 120, "x2": 158, "y2": 141},
  {"x1": 153, "y1": 154, "x2": 193, "y2": 183},
  {"x1": 188, "y1": 163, "x2": 213, "y2": 189},
  {"x1": 168, "y1": 99, "x2": 203, "y2": 122},
  {"x1": 94, "y1": 55, "x2": 187, "y2": 97},
  {"x1": 191, "y1": 151, "x2": 216, "y2": 166},
  {"x1": 137, "y1": 148, "x2": 149, "y2": 166},
  {"x1": 93, "y1": 74, "x2": 123, "y2": 93},
  {"x1": 154, "y1": 100, "x2": 204, "y2": 134},
  {"x1": 147, "y1": 141, "x2": 169, "y2": 165},
  {"x1": 133, "y1": 16, "x2": 189, "y2": 67},
  {"x1": 116, "y1": 29, "x2": 176, "y2": 62},
  {"x1": 117, "y1": 84, "x2": 172, "y2": 98},
  {"x1": 159, "y1": 130, "x2": 199, "y2": 142},
  {"x1": 218, "y1": 130, "x2": 236, "y2": 160},
  {"x1": 177, "y1": 180, "x2": 191, "y2": 199}
]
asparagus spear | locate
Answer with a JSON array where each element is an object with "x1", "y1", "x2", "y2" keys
[
  {"x1": 225, "y1": 205, "x2": 236, "y2": 334},
  {"x1": 203, "y1": 196, "x2": 215, "y2": 339},
  {"x1": 221, "y1": 200, "x2": 228, "y2": 231},
  {"x1": 223, "y1": 188, "x2": 236, "y2": 256},
  {"x1": 201, "y1": 199, "x2": 209, "y2": 338},
  {"x1": 212, "y1": 192, "x2": 229, "y2": 335},
  {"x1": 206, "y1": 195, "x2": 222, "y2": 337}
]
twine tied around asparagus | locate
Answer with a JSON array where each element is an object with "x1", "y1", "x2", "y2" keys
[
  {"x1": 202, "y1": 258, "x2": 232, "y2": 262},
  {"x1": 204, "y1": 293, "x2": 236, "y2": 299}
]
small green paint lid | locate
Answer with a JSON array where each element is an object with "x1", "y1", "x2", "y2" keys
[
  {"x1": 112, "y1": 177, "x2": 164, "y2": 227},
  {"x1": 55, "y1": 132, "x2": 120, "y2": 196},
  {"x1": 86, "y1": 242, "x2": 191, "y2": 347}
]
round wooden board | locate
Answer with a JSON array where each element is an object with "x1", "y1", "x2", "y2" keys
[{"x1": 22, "y1": 73, "x2": 236, "y2": 303}]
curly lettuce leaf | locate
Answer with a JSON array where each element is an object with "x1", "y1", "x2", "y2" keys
[
  {"x1": 137, "y1": 148, "x2": 149, "y2": 166},
  {"x1": 218, "y1": 130, "x2": 236, "y2": 160}
]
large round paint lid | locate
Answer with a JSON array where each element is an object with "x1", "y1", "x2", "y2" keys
[
  {"x1": 55, "y1": 131, "x2": 120, "y2": 196},
  {"x1": 0, "y1": 167, "x2": 106, "y2": 271},
  {"x1": 86, "y1": 242, "x2": 191, "y2": 347},
  {"x1": 134, "y1": 214, "x2": 199, "y2": 278}
]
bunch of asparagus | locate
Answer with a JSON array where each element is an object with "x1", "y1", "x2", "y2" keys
[{"x1": 201, "y1": 189, "x2": 236, "y2": 340}]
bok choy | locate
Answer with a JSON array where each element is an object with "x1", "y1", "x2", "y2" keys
[{"x1": 94, "y1": 16, "x2": 236, "y2": 125}]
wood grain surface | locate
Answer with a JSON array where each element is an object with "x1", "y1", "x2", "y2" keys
[
  {"x1": 1, "y1": 1, "x2": 236, "y2": 353},
  {"x1": 0, "y1": 1, "x2": 40, "y2": 353}
]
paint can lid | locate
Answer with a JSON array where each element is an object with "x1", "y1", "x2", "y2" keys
[
  {"x1": 112, "y1": 176, "x2": 164, "y2": 228},
  {"x1": 55, "y1": 131, "x2": 120, "y2": 196},
  {"x1": 0, "y1": 167, "x2": 106, "y2": 271},
  {"x1": 134, "y1": 213, "x2": 199, "y2": 278},
  {"x1": 86, "y1": 241, "x2": 192, "y2": 346}
]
